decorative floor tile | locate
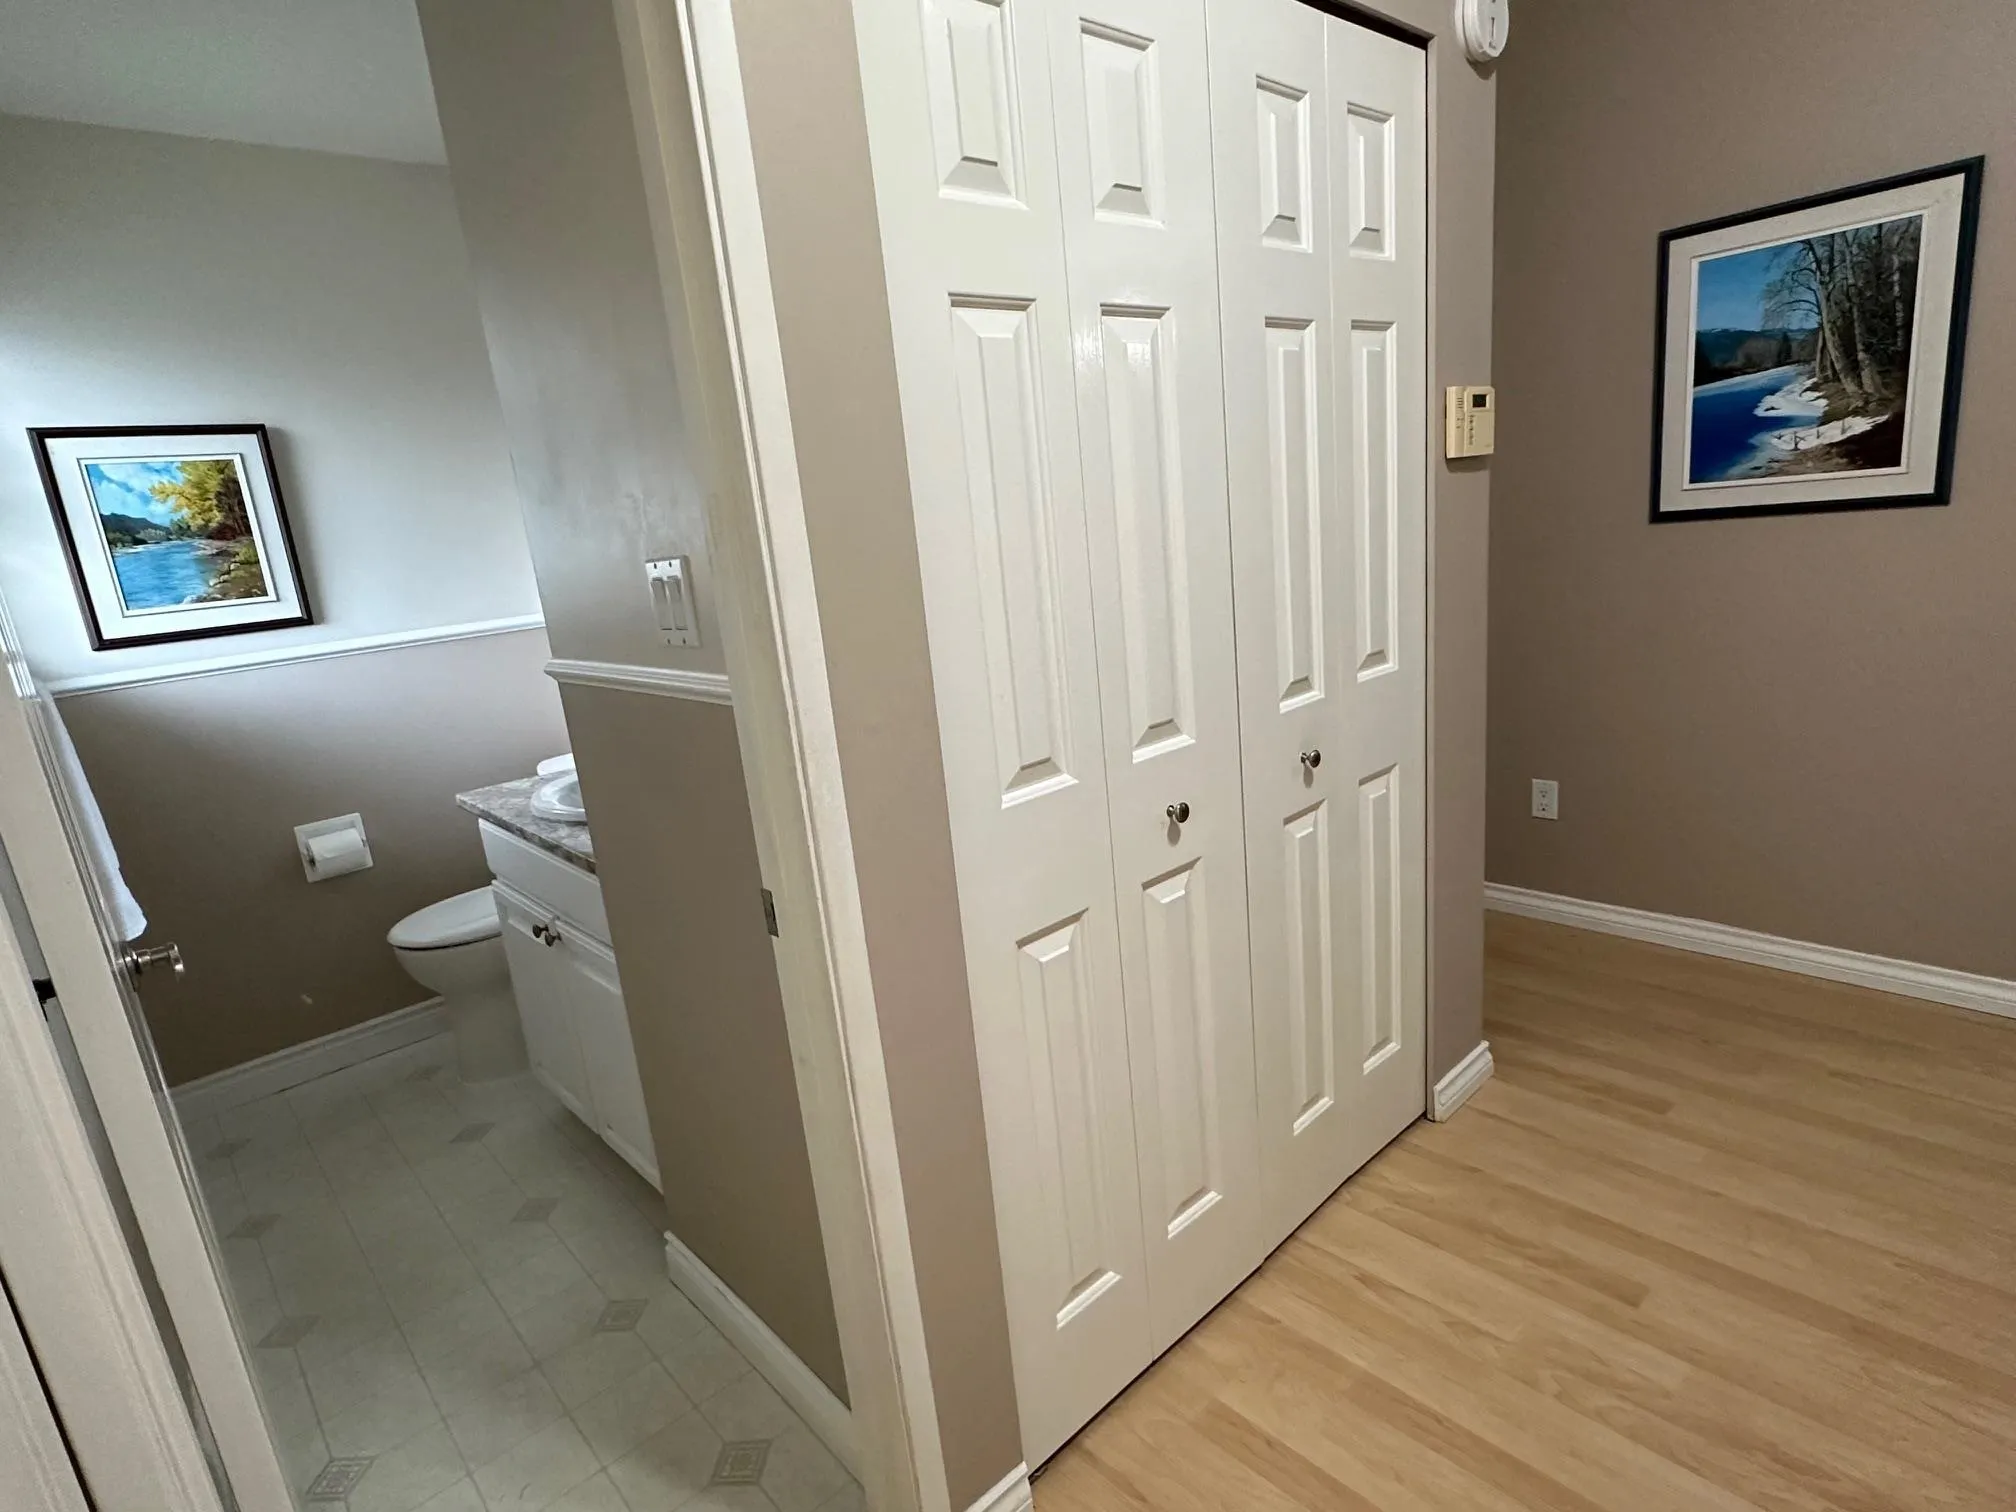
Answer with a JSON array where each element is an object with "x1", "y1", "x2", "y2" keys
[
  {"x1": 228, "y1": 1212, "x2": 281, "y2": 1240},
  {"x1": 711, "y1": 1440, "x2": 769, "y2": 1486},
  {"x1": 450, "y1": 1122, "x2": 496, "y2": 1145},
  {"x1": 304, "y1": 1455, "x2": 373, "y2": 1501},
  {"x1": 595, "y1": 1300, "x2": 646, "y2": 1333},
  {"x1": 514, "y1": 1196, "x2": 561, "y2": 1223},
  {"x1": 258, "y1": 1314, "x2": 320, "y2": 1349}
]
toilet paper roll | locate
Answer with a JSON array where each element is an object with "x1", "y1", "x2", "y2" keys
[{"x1": 306, "y1": 827, "x2": 369, "y2": 877}]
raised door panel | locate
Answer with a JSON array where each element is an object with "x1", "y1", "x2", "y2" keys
[
  {"x1": 565, "y1": 929, "x2": 659, "y2": 1190},
  {"x1": 854, "y1": 0, "x2": 1150, "y2": 1468},
  {"x1": 1047, "y1": 0, "x2": 1262, "y2": 1363},
  {"x1": 494, "y1": 885, "x2": 590, "y2": 1123}
]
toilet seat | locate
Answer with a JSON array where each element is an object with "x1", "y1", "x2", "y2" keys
[{"x1": 389, "y1": 887, "x2": 501, "y2": 951}]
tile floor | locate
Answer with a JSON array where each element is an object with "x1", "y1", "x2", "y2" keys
[{"x1": 183, "y1": 1040, "x2": 862, "y2": 1512}]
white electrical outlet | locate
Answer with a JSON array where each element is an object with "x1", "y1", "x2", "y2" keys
[{"x1": 1531, "y1": 779, "x2": 1559, "y2": 821}]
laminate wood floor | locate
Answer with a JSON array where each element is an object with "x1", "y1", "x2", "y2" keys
[{"x1": 1032, "y1": 912, "x2": 2016, "y2": 1512}]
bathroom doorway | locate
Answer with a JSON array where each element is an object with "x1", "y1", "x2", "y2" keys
[{"x1": 0, "y1": 6, "x2": 860, "y2": 1509}]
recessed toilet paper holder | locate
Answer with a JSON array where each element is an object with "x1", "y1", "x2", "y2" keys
[{"x1": 295, "y1": 813, "x2": 373, "y2": 882}]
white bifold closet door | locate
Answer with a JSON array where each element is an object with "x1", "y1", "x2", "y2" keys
[
  {"x1": 852, "y1": 0, "x2": 1425, "y2": 1468},
  {"x1": 1209, "y1": 0, "x2": 1429, "y2": 1248}
]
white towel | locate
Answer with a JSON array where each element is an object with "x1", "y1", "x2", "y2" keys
[{"x1": 41, "y1": 701, "x2": 147, "y2": 942}]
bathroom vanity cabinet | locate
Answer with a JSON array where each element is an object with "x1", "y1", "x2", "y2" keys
[{"x1": 479, "y1": 820, "x2": 659, "y2": 1190}]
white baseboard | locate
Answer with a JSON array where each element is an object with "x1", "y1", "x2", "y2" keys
[
  {"x1": 1429, "y1": 1040, "x2": 1493, "y2": 1121},
  {"x1": 1485, "y1": 883, "x2": 2016, "y2": 1022},
  {"x1": 969, "y1": 1464, "x2": 1035, "y2": 1512},
  {"x1": 171, "y1": 998, "x2": 448, "y2": 1124},
  {"x1": 662, "y1": 1230, "x2": 855, "y2": 1473}
]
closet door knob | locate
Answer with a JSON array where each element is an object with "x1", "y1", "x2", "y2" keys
[
  {"x1": 1165, "y1": 801, "x2": 1191, "y2": 824},
  {"x1": 1301, "y1": 749, "x2": 1322, "y2": 770},
  {"x1": 531, "y1": 923, "x2": 549, "y2": 943}
]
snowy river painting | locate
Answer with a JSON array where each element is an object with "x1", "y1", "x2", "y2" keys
[
  {"x1": 1652, "y1": 159, "x2": 1980, "y2": 522},
  {"x1": 1686, "y1": 214, "x2": 1921, "y2": 485}
]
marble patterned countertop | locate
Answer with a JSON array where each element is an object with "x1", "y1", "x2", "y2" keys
[{"x1": 456, "y1": 775, "x2": 597, "y2": 874}]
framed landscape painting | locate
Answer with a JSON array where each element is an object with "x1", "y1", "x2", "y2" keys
[
  {"x1": 30, "y1": 424, "x2": 312, "y2": 649},
  {"x1": 1651, "y1": 158, "x2": 1983, "y2": 523}
]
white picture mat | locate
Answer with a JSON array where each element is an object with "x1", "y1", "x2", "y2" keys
[
  {"x1": 38, "y1": 430, "x2": 306, "y2": 642},
  {"x1": 1659, "y1": 172, "x2": 1968, "y2": 514}
]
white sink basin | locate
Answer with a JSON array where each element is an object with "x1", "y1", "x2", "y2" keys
[{"x1": 530, "y1": 773, "x2": 587, "y2": 824}]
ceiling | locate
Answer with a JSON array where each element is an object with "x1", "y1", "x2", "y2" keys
[{"x1": 0, "y1": 0, "x2": 446, "y2": 164}]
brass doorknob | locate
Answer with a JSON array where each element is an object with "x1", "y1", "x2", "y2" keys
[{"x1": 1166, "y1": 801, "x2": 1191, "y2": 824}]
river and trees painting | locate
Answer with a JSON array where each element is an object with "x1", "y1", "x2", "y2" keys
[
  {"x1": 1652, "y1": 159, "x2": 1981, "y2": 522},
  {"x1": 82, "y1": 457, "x2": 274, "y2": 610},
  {"x1": 32, "y1": 425, "x2": 312, "y2": 649}
]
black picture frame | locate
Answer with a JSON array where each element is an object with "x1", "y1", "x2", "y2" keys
[
  {"x1": 29, "y1": 423, "x2": 314, "y2": 650},
  {"x1": 1649, "y1": 156, "x2": 1984, "y2": 524}
]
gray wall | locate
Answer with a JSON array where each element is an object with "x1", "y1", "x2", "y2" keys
[
  {"x1": 1487, "y1": 0, "x2": 2013, "y2": 975},
  {"x1": 61, "y1": 630, "x2": 567, "y2": 1085},
  {"x1": 0, "y1": 114, "x2": 539, "y2": 684},
  {"x1": 417, "y1": 0, "x2": 845, "y2": 1395}
]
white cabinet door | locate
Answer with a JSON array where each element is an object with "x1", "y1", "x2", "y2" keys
[
  {"x1": 1043, "y1": 0, "x2": 1263, "y2": 1353},
  {"x1": 563, "y1": 926, "x2": 660, "y2": 1190},
  {"x1": 494, "y1": 883, "x2": 592, "y2": 1122},
  {"x1": 1208, "y1": 0, "x2": 1428, "y2": 1249},
  {"x1": 852, "y1": 0, "x2": 1152, "y2": 1466}
]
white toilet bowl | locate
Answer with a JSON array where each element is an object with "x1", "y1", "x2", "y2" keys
[{"x1": 389, "y1": 887, "x2": 527, "y2": 1082}]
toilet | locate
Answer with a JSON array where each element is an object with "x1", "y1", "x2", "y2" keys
[{"x1": 389, "y1": 887, "x2": 527, "y2": 1082}]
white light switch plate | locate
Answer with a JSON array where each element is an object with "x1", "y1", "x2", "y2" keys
[{"x1": 646, "y1": 556, "x2": 701, "y2": 648}]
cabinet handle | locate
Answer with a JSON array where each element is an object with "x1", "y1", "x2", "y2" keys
[
  {"x1": 1165, "y1": 800, "x2": 1191, "y2": 824},
  {"x1": 531, "y1": 923, "x2": 548, "y2": 943},
  {"x1": 544, "y1": 924, "x2": 563, "y2": 948},
  {"x1": 1301, "y1": 749, "x2": 1322, "y2": 770}
]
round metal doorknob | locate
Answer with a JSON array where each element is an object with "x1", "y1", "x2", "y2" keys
[
  {"x1": 122, "y1": 942, "x2": 184, "y2": 979},
  {"x1": 1301, "y1": 749, "x2": 1322, "y2": 770},
  {"x1": 1165, "y1": 801, "x2": 1191, "y2": 824}
]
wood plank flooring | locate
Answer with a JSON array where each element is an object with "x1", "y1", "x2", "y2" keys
[{"x1": 1032, "y1": 912, "x2": 2016, "y2": 1512}]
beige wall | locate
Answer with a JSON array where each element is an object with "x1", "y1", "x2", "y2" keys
[
  {"x1": 1487, "y1": 0, "x2": 2013, "y2": 974},
  {"x1": 60, "y1": 629, "x2": 567, "y2": 1085},
  {"x1": 417, "y1": 0, "x2": 845, "y2": 1396},
  {"x1": 559, "y1": 685, "x2": 844, "y2": 1392}
]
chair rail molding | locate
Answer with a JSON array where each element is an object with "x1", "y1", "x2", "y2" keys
[
  {"x1": 544, "y1": 657, "x2": 733, "y2": 705},
  {"x1": 45, "y1": 615, "x2": 547, "y2": 697}
]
